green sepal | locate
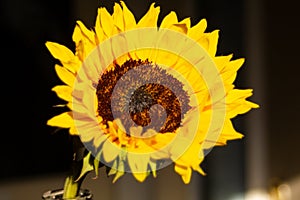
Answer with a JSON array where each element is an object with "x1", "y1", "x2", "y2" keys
[
  {"x1": 93, "y1": 150, "x2": 102, "y2": 178},
  {"x1": 149, "y1": 160, "x2": 157, "y2": 178},
  {"x1": 109, "y1": 158, "x2": 125, "y2": 183},
  {"x1": 108, "y1": 148, "x2": 127, "y2": 183},
  {"x1": 75, "y1": 152, "x2": 94, "y2": 182}
]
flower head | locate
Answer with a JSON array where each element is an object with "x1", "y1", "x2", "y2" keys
[{"x1": 46, "y1": 1, "x2": 259, "y2": 184}]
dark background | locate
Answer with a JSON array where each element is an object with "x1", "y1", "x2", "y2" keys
[{"x1": 1, "y1": 0, "x2": 299, "y2": 199}]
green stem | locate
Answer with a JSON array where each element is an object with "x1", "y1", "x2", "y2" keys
[
  {"x1": 63, "y1": 175, "x2": 79, "y2": 199},
  {"x1": 62, "y1": 136, "x2": 87, "y2": 199}
]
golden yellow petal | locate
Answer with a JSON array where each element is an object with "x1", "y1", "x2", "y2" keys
[
  {"x1": 128, "y1": 153, "x2": 150, "y2": 182},
  {"x1": 79, "y1": 52, "x2": 102, "y2": 85},
  {"x1": 102, "y1": 140, "x2": 120, "y2": 163},
  {"x1": 69, "y1": 125, "x2": 78, "y2": 135},
  {"x1": 173, "y1": 62, "x2": 206, "y2": 94},
  {"x1": 174, "y1": 164, "x2": 192, "y2": 184},
  {"x1": 226, "y1": 89, "x2": 253, "y2": 103},
  {"x1": 213, "y1": 54, "x2": 233, "y2": 72},
  {"x1": 197, "y1": 36, "x2": 209, "y2": 51},
  {"x1": 72, "y1": 25, "x2": 85, "y2": 61},
  {"x1": 45, "y1": 42, "x2": 74, "y2": 63},
  {"x1": 47, "y1": 112, "x2": 73, "y2": 128},
  {"x1": 72, "y1": 24, "x2": 82, "y2": 45},
  {"x1": 169, "y1": 137, "x2": 191, "y2": 161},
  {"x1": 207, "y1": 30, "x2": 219, "y2": 56},
  {"x1": 188, "y1": 19, "x2": 207, "y2": 44},
  {"x1": 192, "y1": 164, "x2": 206, "y2": 176},
  {"x1": 62, "y1": 59, "x2": 81, "y2": 74},
  {"x1": 218, "y1": 119, "x2": 244, "y2": 142},
  {"x1": 76, "y1": 20, "x2": 96, "y2": 44},
  {"x1": 97, "y1": 7, "x2": 114, "y2": 38},
  {"x1": 111, "y1": 34, "x2": 131, "y2": 64},
  {"x1": 137, "y1": 3, "x2": 160, "y2": 28},
  {"x1": 112, "y1": 3, "x2": 124, "y2": 31},
  {"x1": 132, "y1": 172, "x2": 148, "y2": 182},
  {"x1": 54, "y1": 64, "x2": 76, "y2": 86},
  {"x1": 188, "y1": 18, "x2": 207, "y2": 39},
  {"x1": 95, "y1": 10, "x2": 105, "y2": 43},
  {"x1": 78, "y1": 125, "x2": 103, "y2": 143},
  {"x1": 94, "y1": 134, "x2": 107, "y2": 148},
  {"x1": 120, "y1": 1, "x2": 136, "y2": 30},
  {"x1": 227, "y1": 101, "x2": 259, "y2": 118},
  {"x1": 107, "y1": 121, "x2": 118, "y2": 137},
  {"x1": 178, "y1": 17, "x2": 191, "y2": 29},
  {"x1": 160, "y1": 11, "x2": 178, "y2": 28},
  {"x1": 172, "y1": 130, "x2": 203, "y2": 170},
  {"x1": 73, "y1": 21, "x2": 96, "y2": 60},
  {"x1": 51, "y1": 85, "x2": 73, "y2": 102},
  {"x1": 174, "y1": 164, "x2": 187, "y2": 176},
  {"x1": 222, "y1": 57, "x2": 244, "y2": 73},
  {"x1": 221, "y1": 58, "x2": 245, "y2": 84}
]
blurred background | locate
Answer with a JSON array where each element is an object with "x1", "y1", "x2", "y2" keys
[{"x1": 0, "y1": 0, "x2": 299, "y2": 199}]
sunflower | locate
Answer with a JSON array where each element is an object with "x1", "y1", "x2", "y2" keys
[{"x1": 46, "y1": 1, "x2": 259, "y2": 186}]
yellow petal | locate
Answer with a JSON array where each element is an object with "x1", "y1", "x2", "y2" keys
[
  {"x1": 221, "y1": 58, "x2": 245, "y2": 84},
  {"x1": 227, "y1": 101, "x2": 259, "y2": 118},
  {"x1": 160, "y1": 11, "x2": 178, "y2": 28},
  {"x1": 192, "y1": 164, "x2": 206, "y2": 176},
  {"x1": 227, "y1": 89, "x2": 253, "y2": 103},
  {"x1": 179, "y1": 17, "x2": 191, "y2": 29},
  {"x1": 226, "y1": 89, "x2": 259, "y2": 118},
  {"x1": 112, "y1": 3, "x2": 124, "y2": 31},
  {"x1": 207, "y1": 30, "x2": 219, "y2": 56},
  {"x1": 45, "y1": 42, "x2": 74, "y2": 63},
  {"x1": 76, "y1": 20, "x2": 96, "y2": 45},
  {"x1": 51, "y1": 85, "x2": 73, "y2": 102},
  {"x1": 72, "y1": 25, "x2": 85, "y2": 61},
  {"x1": 213, "y1": 54, "x2": 233, "y2": 72},
  {"x1": 73, "y1": 21, "x2": 96, "y2": 60},
  {"x1": 97, "y1": 7, "x2": 114, "y2": 37},
  {"x1": 94, "y1": 134, "x2": 107, "y2": 147},
  {"x1": 120, "y1": 1, "x2": 136, "y2": 30},
  {"x1": 218, "y1": 119, "x2": 244, "y2": 143},
  {"x1": 174, "y1": 164, "x2": 192, "y2": 184},
  {"x1": 169, "y1": 137, "x2": 191, "y2": 161},
  {"x1": 128, "y1": 153, "x2": 150, "y2": 182},
  {"x1": 95, "y1": 10, "x2": 105, "y2": 43},
  {"x1": 102, "y1": 140, "x2": 120, "y2": 163},
  {"x1": 54, "y1": 64, "x2": 76, "y2": 86},
  {"x1": 47, "y1": 112, "x2": 73, "y2": 128},
  {"x1": 69, "y1": 125, "x2": 78, "y2": 135},
  {"x1": 137, "y1": 3, "x2": 160, "y2": 28},
  {"x1": 188, "y1": 18, "x2": 207, "y2": 40}
]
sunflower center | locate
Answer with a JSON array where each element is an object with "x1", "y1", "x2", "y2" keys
[{"x1": 96, "y1": 58, "x2": 191, "y2": 134}]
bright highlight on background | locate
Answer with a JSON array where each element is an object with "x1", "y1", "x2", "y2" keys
[{"x1": 245, "y1": 190, "x2": 270, "y2": 200}]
